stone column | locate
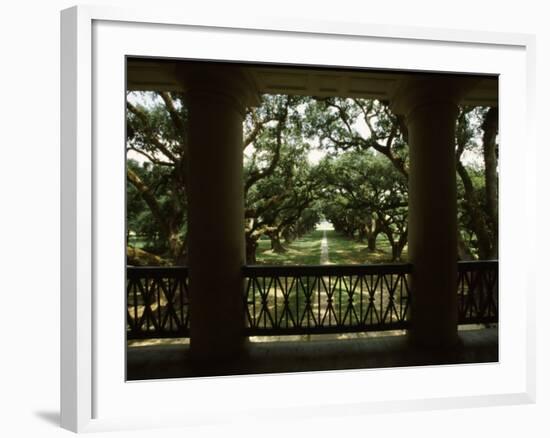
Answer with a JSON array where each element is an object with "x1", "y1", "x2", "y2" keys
[
  {"x1": 180, "y1": 63, "x2": 258, "y2": 365},
  {"x1": 392, "y1": 76, "x2": 475, "y2": 348}
]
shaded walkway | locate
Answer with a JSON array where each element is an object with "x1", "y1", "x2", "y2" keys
[{"x1": 320, "y1": 229, "x2": 330, "y2": 264}]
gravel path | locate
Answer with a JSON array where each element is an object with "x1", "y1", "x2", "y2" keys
[{"x1": 320, "y1": 229, "x2": 330, "y2": 264}]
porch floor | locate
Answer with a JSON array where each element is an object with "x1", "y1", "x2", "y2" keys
[{"x1": 126, "y1": 327, "x2": 498, "y2": 380}]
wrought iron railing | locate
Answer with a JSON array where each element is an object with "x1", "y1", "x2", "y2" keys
[
  {"x1": 126, "y1": 261, "x2": 498, "y2": 339},
  {"x1": 243, "y1": 264, "x2": 411, "y2": 335},
  {"x1": 126, "y1": 266, "x2": 189, "y2": 339},
  {"x1": 457, "y1": 260, "x2": 498, "y2": 324}
]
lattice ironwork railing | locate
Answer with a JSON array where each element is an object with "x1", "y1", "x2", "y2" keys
[
  {"x1": 242, "y1": 264, "x2": 412, "y2": 335},
  {"x1": 126, "y1": 266, "x2": 190, "y2": 339},
  {"x1": 457, "y1": 260, "x2": 498, "y2": 324},
  {"x1": 126, "y1": 261, "x2": 498, "y2": 339}
]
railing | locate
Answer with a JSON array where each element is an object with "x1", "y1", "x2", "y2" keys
[
  {"x1": 243, "y1": 264, "x2": 411, "y2": 335},
  {"x1": 126, "y1": 261, "x2": 498, "y2": 339},
  {"x1": 457, "y1": 260, "x2": 498, "y2": 324},
  {"x1": 126, "y1": 266, "x2": 189, "y2": 339}
]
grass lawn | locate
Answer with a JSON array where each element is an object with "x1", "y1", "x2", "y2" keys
[
  {"x1": 255, "y1": 228, "x2": 408, "y2": 265},
  {"x1": 255, "y1": 230, "x2": 324, "y2": 265}
]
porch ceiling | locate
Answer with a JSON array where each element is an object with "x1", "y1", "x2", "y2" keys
[{"x1": 126, "y1": 59, "x2": 498, "y2": 107}]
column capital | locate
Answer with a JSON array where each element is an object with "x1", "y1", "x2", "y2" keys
[
  {"x1": 177, "y1": 62, "x2": 261, "y2": 116},
  {"x1": 390, "y1": 75, "x2": 480, "y2": 120}
]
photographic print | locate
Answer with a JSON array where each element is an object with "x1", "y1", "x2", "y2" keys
[{"x1": 124, "y1": 58, "x2": 499, "y2": 380}]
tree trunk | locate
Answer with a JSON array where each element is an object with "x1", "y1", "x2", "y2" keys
[
  {"x1": 282, "y1": 227, "x2": 295, "y2": 244},
  {"x1": 127, "y1": 168, "x2": 187, "y2": 264},
  {"x1": 390, "y1": 235, "x2": 407, "y2": 262},
  {"x1": 391, "y1": 245, "x2": 400, "y2": 262},
  {"x1": 456, "y1": 109, "x2": 496, "y2": 260},
  {"x1": 457, "y1": 231, "x2": 474, "y2": 261},
  {"x1": 269, "y1": 231, "x2": 286, "y2": 253},
  {"x1": 364, "y1": 216, "x2": 379, "y2": 251},
  {"x1": 482, "y1": 107, "x2": 499, "y2": 259},
  {"x1": 395, "y1": 232, "x2": 407, "y2": 261},
  {"x1": 456, "y1": 162, "x2": 493, "y2": 259},
  {"x1": 367, "y1": 235, "x2": 377, "y2": 251},
  {"x1": 245, "y1": 234, "x2": 258, "y2": 264},
  {"x1": 127, "y1": 246, "x2": 167, "y2": 266},
  {"x1": 384, "y1": 231, "x2": 398, "y2": 262},
  {"x1": 168, "y1": 233, "x2": 186, "y2": 265}
]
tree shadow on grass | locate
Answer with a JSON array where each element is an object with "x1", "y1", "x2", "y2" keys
[{"x1": 256, "y1": 230, "x2": 324, "y2": 265}]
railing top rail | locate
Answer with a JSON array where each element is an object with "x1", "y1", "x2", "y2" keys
[
  {"x1": 242, "y1": 263, "x2": 413, "y2": 276},
  {"x1": 457, "y1": 260, "x2": 498, "y2": 271},
  {"x1": 126, "y1": 260, "x2": 497, "y2": 276},
  {"x1": 127, "y1": 265, "x2": 188, "y2": 279},
  {"x1": 127, "y1": 265, "x2": 188, "y2": 270}
]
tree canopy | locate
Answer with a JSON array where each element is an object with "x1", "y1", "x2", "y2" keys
[{"x1": 126, "y1": 91, "x2": 498, "y2": 265}]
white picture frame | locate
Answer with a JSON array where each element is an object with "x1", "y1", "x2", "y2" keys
[{"x1": 60, "y1": 4, "x2": 536, "y2": 433}]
